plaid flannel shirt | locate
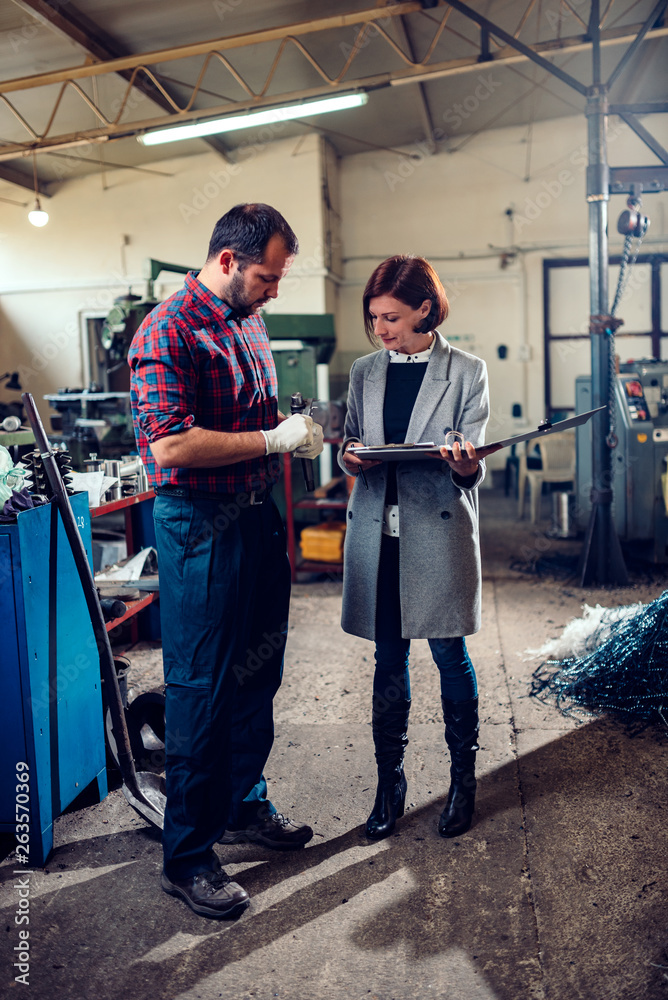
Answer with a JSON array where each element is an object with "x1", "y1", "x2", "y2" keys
[{"x1": 128, "y1": 271, "x2": 280, "y2": 493}]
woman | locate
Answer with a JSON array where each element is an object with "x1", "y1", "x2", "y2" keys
[{"x1": 338, "y1": 255, "x2": 489, "y2": 840}]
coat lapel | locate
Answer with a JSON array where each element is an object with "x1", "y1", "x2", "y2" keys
[
  {"x1": 362, "y1": 349, "x2": 389, "y2": 446},
  {"x1": 404, "y1": 332, "x2": 451, "y2": 444}
]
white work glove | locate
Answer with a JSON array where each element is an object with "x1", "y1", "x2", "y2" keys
[
  {"x1": 295, "y1": 422, "x2": 324, "y2": 459},
  {"x1": 261, "y1": 413, "x2": 314, "y2": 454}
]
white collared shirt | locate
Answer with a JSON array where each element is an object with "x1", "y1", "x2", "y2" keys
[
  {"x1": 388, "y1": 335, "x2": 435, "y2": 364},
  {"x1": 382, "y1": 334, "x2": 434, "y2": 538}
]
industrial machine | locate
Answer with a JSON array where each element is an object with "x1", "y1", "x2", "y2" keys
[
  {"x1": 97, "y1": 260, "x2": 192, "y2": 378},
  {"x1": 46, "y1": 260, "x2": 192, "y2": 469},
  {"x1": 576, "y1": 360, "x2": 668, "y2": 564},
  {"x1": 264, "y1": 313, "x2": 340, "y2": 492},
  {"x1": 44, "y1": 388, "x2": 136, "y2": 469},
  {"x1": 263, "y1": 313, "x2": 336, "y2": 418}
]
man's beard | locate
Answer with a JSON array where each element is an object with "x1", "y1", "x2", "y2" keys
[{"x1": 226, "y1": 270, "x2": 266, "y2": 320}]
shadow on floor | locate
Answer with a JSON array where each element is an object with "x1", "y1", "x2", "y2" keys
[{"x1": 3, "y1": 718, "x2": 666, "y2": 1000}]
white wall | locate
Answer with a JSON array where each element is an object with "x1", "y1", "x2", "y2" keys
[
  {"x1": 0, "y1": 133, "x2": 327, "y2": 421},
  {"x1": 2, "y1": 113, "x2": 667, "y2": 459},
  {"x1": 338, "y1": 113, "x2": 668, "y2": 466}
]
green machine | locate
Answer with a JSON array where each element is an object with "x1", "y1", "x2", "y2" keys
[
  {"x1": 263, "y1": 314, "x2": 336, "y2": 417},
  {"x1": 100, "y1": 259, "x2": 193, "y2": 368},
  {"x1": 263, "y1": 314, "x2": 337, "y2": 516}
]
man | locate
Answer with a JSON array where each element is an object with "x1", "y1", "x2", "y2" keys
[{"x1": 129, "y1": 203, "x2": 323, "y2": 919}]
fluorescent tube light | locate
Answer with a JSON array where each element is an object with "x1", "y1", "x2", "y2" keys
[{"x1": 138, "y1": 92, "x2": 368, "y2": 146}]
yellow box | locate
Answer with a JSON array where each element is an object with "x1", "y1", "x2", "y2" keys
[{"x1": 299, "y1": 521, "x2": 346, "y2": 562}]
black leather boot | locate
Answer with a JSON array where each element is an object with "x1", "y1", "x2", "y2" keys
[
  {"x1": 438, "y1": 696, "x2": 479, "y2": 838},
  {"x1": 365, "y1": 696, "x2": 411, "y2": 840}
]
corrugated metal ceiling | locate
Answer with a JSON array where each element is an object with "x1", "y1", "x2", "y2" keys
[{"x1": 0, "y1": 0, "x2": 665, "y2": 191}]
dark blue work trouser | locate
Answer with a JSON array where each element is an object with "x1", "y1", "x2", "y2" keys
[
  {"x1": 374, "y1": 535, "x2": 477, "y2": 706},
  {"x1": 153, "y1": 493, "x2": 291, "y2": 880}
]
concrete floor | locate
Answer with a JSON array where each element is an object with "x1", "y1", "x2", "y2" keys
[{"x1": 2, "y1": 487, "x2": 668, "y2": 1000}]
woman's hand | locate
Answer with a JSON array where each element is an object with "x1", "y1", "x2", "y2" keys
[
  {"x1": 342, "y1": 442, "x2": 382, "y2": 473},
  {"x1": 439, "y1": 439, "x2": 479, "y2": 478}
]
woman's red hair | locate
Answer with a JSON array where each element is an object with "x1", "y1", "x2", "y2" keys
[{"x1": 362, "y1": 255, "x2": 449, "y2": 344}]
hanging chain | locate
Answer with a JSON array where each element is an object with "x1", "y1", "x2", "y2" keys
[
  {"x1": 604, "y1": 204, "x2": 647, "y2": 449},
  {"x1": 610, "y1": 233, "x2": 634, "y2": 319}
]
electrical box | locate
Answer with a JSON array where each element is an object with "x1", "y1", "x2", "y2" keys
[{"x1": 576, "y1": 361, "x2": 668, "y2": 563}]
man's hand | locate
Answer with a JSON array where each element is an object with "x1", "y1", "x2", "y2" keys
[
  {"x1": 262, "y1": 414, "x2": 314, "y2": 454},
  {"x1": 295, "y1": 422, "x2": 324, "y2": 459}
]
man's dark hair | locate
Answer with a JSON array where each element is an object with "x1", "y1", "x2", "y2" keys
[{"x1": 207, "y1": 203, "x2": 298, "y2": 267}]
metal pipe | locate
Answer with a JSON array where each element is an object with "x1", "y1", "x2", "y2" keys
[
  {"x1": 580, "y1": 67, "x2": 629, "y2": 585},
  {"x1": 588, "y1": 90, "x2": 611, "y2": 582}
]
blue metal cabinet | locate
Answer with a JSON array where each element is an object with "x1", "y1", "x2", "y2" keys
[{"x1": 0, "y1": 493, "x2": 107, "y2": 866}]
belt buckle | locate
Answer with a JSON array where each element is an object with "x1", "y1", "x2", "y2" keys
[{"x1": 249, "y1": 489, "x2": 265, "y2": 505}]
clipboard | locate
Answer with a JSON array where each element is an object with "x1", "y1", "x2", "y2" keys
[{"x1": 351, "y1": 406, "x2": 605, "y2": 462}]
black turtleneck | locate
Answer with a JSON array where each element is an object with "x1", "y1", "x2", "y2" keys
[{"x1": 382, "y1": 363, "x2": 428, "y2": 504}]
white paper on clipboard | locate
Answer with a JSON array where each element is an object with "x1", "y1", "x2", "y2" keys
[{"x1": 351, "y1": 406, "x2": 606, "y2": 462}]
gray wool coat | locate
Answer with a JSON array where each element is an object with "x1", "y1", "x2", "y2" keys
[{"x1": 338, "y1": 332, "x2": 489, "y2": 641}]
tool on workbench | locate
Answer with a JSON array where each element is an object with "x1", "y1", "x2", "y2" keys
[{"x1": 22, "y1": 392, "x2": 165, "y2": 830}]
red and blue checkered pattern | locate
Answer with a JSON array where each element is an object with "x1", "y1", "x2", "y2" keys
[{"x1": 129, "y1": 271, "x2": 280, "y2": 493}]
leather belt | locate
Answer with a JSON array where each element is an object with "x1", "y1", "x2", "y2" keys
[{"x1": 155, "y1": 485, "x2": 271, "y2": 505}]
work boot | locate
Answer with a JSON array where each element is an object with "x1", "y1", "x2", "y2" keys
[
  {"x1": 366, "y1": 696, "x2": 411, "y2": 840},
  {"x1": 438, "y1": 696, "x2": 479, "y2": 838},
  {"x1": 219, "y1": 812, "x2": 313, "y2": 849},
  {"x1": 161, "y1": 865, "x2": 250, "y2": 919}
]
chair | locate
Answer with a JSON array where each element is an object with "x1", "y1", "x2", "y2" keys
[
  {"x1": 518, "y1": 430, "x2": 576, "y2": 523},
  {"x1": 504, "y1": 443, "x2": 519, "y2": 496}
]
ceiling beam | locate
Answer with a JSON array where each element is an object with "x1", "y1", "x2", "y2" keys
[
  {"x1": 389, "y1": 21, "x2": 668, "y2": 86},
  {"x1": 0, "y1": 3, "x2": 425, "y2": 93},
  {"x1": 1, "y1": 10, "x2": 665, "y2": 98},
  {"x1": 0, "y1": 161, "x2": 49, "y2": 195},
  {"x1": 618, "y1": 112, "x2": 668, "y2": 167},
  {"x1": 437, "y1": 0, "x2": 588, "y2": 95},
  {"x1": 394, "y1": 12, "x2": 437, "y2": 151},
  {"x1": 8, "y1": 0, "x2": 233, "y2": 160},
  {"x1": 607, "y1": 0, "x2": 668, "y2": 90},
  {"x1": 0, "y1": 17, "x2": 666, "y2": 160}
]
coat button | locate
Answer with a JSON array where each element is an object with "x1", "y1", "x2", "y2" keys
[
  {"x1": 348, "y1": 511, "x2": 353, "y2": 519},
  {"x1": 440, "y1": 510, "x2": 451, "y2": 520}
]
